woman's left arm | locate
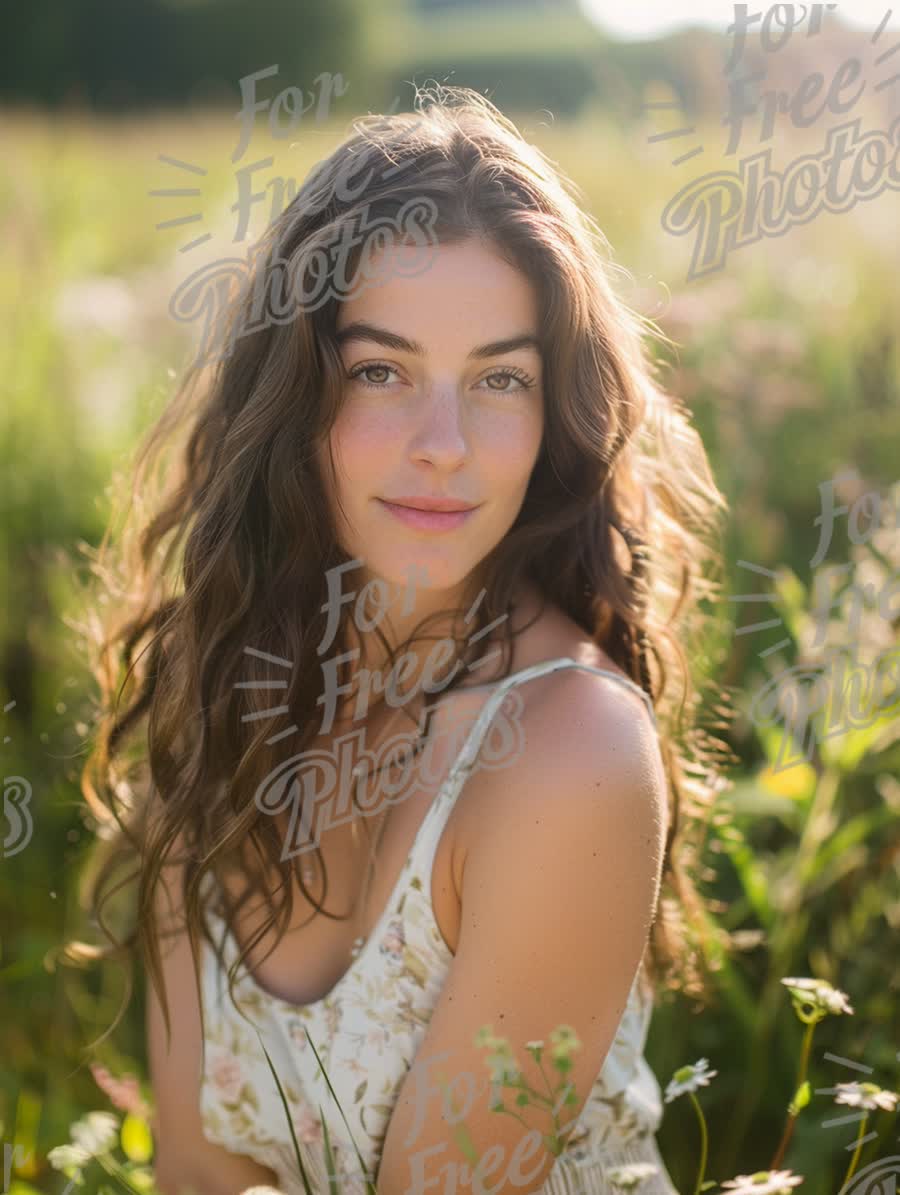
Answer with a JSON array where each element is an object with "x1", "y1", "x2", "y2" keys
[{"x1": 374, "y1": 671, "x2": 669, "y2": 1195}]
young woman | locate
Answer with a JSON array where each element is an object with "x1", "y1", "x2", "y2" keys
[{"x1": 71, "y1": 85, "x2": 732, "y2": 1195}]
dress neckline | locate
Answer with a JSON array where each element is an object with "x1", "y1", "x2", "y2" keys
[
  {"x1": 211, "y1": 784, "x2": 449, "y2": 1015},
  {"x1": 205, "y1": 655, "x2": 652, "y2": 1012}
]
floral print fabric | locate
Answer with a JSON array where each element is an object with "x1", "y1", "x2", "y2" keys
[{"x1": 197, "y1": 658, "x2": 679, "y2": 1194}]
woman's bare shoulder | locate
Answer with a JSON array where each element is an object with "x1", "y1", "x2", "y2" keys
[
  {"x1": 452, "y1": 601, "x2": 655, "y2": 812},
  {"x1": 448, "y1": 584, "x2": 655, "y2": 877},
  {"x1": 455, "y1": 637, "x2": 667, "y2": 898}
]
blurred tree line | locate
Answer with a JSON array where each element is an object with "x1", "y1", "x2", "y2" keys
[{"x1": 0, "y1": 0, "x2": 369, "y2": 110}]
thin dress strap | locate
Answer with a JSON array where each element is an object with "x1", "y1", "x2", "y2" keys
[{"x1": 440, "y1": 656, "x2": 656, "y2": 807}]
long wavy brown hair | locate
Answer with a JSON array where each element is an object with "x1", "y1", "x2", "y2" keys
[{"x1": 64, "y1": 83, "x2": 737, "y2": 1056}]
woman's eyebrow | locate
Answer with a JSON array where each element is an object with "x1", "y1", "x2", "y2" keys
[{"x1": 335, "y1": 320, "x2": 541, "y2": 360}]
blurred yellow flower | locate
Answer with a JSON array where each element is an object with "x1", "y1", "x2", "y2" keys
[{"x1": 759, "y1": 761, "x2": 816, "y2": 800}]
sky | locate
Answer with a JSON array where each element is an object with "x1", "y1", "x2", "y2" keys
[{"x1": 579, "y1": 0, "x2": 900, "y2": 40}]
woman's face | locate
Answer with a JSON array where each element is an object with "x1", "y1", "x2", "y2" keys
[{"x1": 318, "y1": 237, "x2": 545, "y2": 602}]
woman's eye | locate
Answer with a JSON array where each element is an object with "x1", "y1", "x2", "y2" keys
[
  {"x1": 480, "y1": 369, "x2": 535, "y2": 393},
  {"x1": 348, "y1": 363, "x2": 399, "y2": 389}
]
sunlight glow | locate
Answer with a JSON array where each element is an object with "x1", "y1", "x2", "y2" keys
[{"x1": 579, "y1": 0, "x2": 900, "y2": 41}]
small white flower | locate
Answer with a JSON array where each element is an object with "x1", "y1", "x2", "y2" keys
[
  {"x1": 834, "y1": 1081, "x2": 899, "y2": 1112},
  {"x1": 720, "y1": 1170, "x2": 804, "y2": 1194},
  {"x1": 486, "y1": 1050, "x2": 521, "y2": 1084},
  {"x1": 549, "y1": 1024, "x2": 581, "y2": 1052},
  {"x1": 605, "y1": 1161, "x2": 660, "y2": 1189},
  {"x1": 780, "y1": 977, "x2": 854, "y2": 1017},
  {"x1": 524, "y1": 1039, "x2": 545, "y2": 1064},
  {"x1": 474, "y1": 1024, "x2": 499, "y2": 1049},
  {"x1": 548, "y1": 1024, "x2": 582, "y2": 1072},
  {"x1": 69, "y1": 1110, "x2": 120, "y2": 1156},
  {"x1": 664, "y1": 1057, "x2": 719, "y2": 1103},
  {"x1": 47, "y1": 1142, "x2": 92, "y2": 1180}
]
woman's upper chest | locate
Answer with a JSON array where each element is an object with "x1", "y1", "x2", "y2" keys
[{"x1": 213, "y1": 681, "x2": 514, "y2": 1007}]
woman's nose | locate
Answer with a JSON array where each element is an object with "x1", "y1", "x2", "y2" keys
[{"x1": 408, "y1": 383, "x2": 469, "y2": 466}]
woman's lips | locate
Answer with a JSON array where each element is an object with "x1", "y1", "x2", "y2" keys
[{"x1": 377, "y1": 499, "x2": 477, "y2": 532}]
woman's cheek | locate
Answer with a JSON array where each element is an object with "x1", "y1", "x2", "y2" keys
[
  {"x1": 332, "y1": 405, "x2": 400, "y2": 470},
  {"x1": 479, "y1": 406, "x2": 544, "y2": 469}
]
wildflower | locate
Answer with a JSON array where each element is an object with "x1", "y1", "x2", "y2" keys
[
  {"x1": 487, "y1": 1055, "x2": 521, "y2": 1083},
  {"x1": 473, "y1": 1026, "x2": 521, "y2": 1081},
  {"x1": 759, "y1": 761, "x2": 816, "y2": 800},
  {"x1": 90, "y1": 1062, "x2": 153, "y2": 1119},
  {"x1": 525, "y1": 1039, "x2": 544, "y2": 1063},
  {"x1": 474, "y1": 1024, "x2": 499, "y2": 1049},
  {"x1": 549, "y1": 1025, "x2": 580, "y2": 1049},
  {"x1": 664, "y1": 1058, "x2": 719, "y2": 1103},
  {"x1": 486, "y1": 1040, "x2": 521, "y2": 1084},
  {"x1": 548, "y1": 1024, "x2": 582, "y2": 1072},
  {"x1": 605, "y1": 1161, "x2": 660, "y2": 1189},
  {"x1": 549, "y1": 1025, "x2": 581, "y2": 1053},
  {"x1": 833, "y1": 1081, "x2": 899, "y2": 1112},
  {"x1": 720, "y1": 1171, "x2": 803, "y2": 1193},
  {"x1": 487, "y1": 1034, "x2": 514, "y2": 1058},
  {"x1": 665, "y1": 1057, "x2": 718, "y2": 1191},
  {"x1": 47, "y1": 1143, "x2": 92, "y2": 1180},
  {"x1": 69, "y1": 1111, "x2": 120, "y2": 1157},
  {"x1": 834, "y1": 1080, "x2": 899, "y2": 1188},
  {"x1": 780, "y1": 977, "x2": 854, "y2": 1019}
]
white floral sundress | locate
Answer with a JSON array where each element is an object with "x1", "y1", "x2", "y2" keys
[{"x1": 197, "y1": 657, "x2": 679, "y2": 1194}]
